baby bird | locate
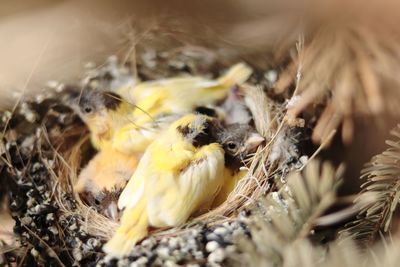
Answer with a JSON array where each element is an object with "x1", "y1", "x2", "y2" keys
[
  {"x1": 103, "y1": 114, "x2": 263, "y2": 257},
  {"x1": 71, "y1": 62, "x2": 251, "y2": 153},
  {"x1": 130, "y1": 63, "x2": 252, "y2": 124},
  {"x1": 75, "y1": 144, "x2": 138, "y2": 220},
  {"x1": 71, "y1": 90, "x2": 141, "y2": 218},
  {"x1": 71, "y1": 63, "x2": 252, "y2": 218},
  {"x1": 113, "y1": 107, "x2": 223, "y2": 155},
  {"x1": 211, "y1": 123, "x2": 264, "y2": 207},
  {"x1": 70, "y1": 89, "x2": 136, "y2": 151}
]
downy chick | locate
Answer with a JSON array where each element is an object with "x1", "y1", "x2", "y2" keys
[
  {"x1": 212, "y1": 123, "x2": 264, "y2": 207},
  {"x1": 130, "y1": 63, "x2": 252, "y2": 125},
  {"x1": 103, "y1": 114, "x2": 263, "y2": 257},
  {"x1": 70, "y1": 89, "x2": 136, "y2": 151},
  {"x1": 74, "y1": 143, "x2": 138, "y2": 220}
]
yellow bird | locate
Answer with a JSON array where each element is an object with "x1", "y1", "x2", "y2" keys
[
  {"x1": 130, "y1": 63, "x2": 252, "y2": 124},
  {"x1": 71, "y1": 63, "x2": 252, "y2": 215},
  {"x1": 75, "y1": 143, "x2": 138, "y2": 220},
  {"x1": 71, "y1": 63, "x2": 251, "y2": 154},
  {"x1": 110, "y1": 63, "x2": 252, "y2": 154},
  {"x1": 70, "y1": 90, "x2": 136, "y2": 151},
  {"x1": 112, "y1": 107, "x2": 222, "y2": 155},
  {"x1": 211, "y1": 123, "x2": 264, "y2": 207},
  {"x1": 103, "y1": 114, "x2": 264, "y2": 257}
]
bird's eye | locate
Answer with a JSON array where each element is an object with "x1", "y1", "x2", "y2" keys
[
  {"x1": 227, "y1": 141, "x2": 237, "y2": 151},
  {"x1": 84, "y1": 106, "x2": 93, "y2": 113},
  {"x1": 94, "y1": 199, "x2": 101, "y2": 205}
]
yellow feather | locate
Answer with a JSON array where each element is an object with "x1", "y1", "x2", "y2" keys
[
  {"x1": 212, "y1": 169, "x2": 247, "y2": 208},
  {"x1": 103, "y1": 197, "x2": 148, "y2": 258},
  {"x1": 130, "y1": 63, "x2": 253, "y2": 121},
  {"x1": 75, "y1": 144, "x2": 138, "y2": 194},
  {"x1": 86, "y1": 63, "x2": 251, "y2": 154},
  {"x1": 217, "y1": 62, "x2": 253, "y2": 87},
  {"x1": 86, "y1": 101, "x2": 136, "y2": 151}
]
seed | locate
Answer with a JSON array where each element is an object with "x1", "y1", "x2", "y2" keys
[{"x1": 206, "y1": 241, "x2": 219, "y2": 252}]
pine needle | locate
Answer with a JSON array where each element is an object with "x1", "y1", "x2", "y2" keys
[
  {"x1": 340, "y1": 124, "x2": 400, "y2": 245},
  {"x1": 233, "y1": 160, "x2": 342, "y2": 267}
]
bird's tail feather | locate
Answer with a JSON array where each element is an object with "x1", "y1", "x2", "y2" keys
[
  {"x1": 103, "y1": 200, "x2": 148, "y2": 258},
  {"x1": 218, "y1": 63, "x2": 253, "y2": 87}
]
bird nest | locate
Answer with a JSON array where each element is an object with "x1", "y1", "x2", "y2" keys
[
  {"x1": 3, "y1": 2, "x2": 400, "y2": 266},
  {"x1": 1, "y1": 45, "x2": 312, "y2": 266}
]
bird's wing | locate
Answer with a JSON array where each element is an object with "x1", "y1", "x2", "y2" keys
[
  {"x1": 131, "y1": 63, "x2": 251, "y2": 105},
  {"x1": 217, "y1": 62, "x2": 253, "y2": 87},
  {"x1": 112, "y1": 124, "x2": 155, "y2": 154},
  {"x1": 133, "y1": 77, "x2": 219, "y2": 95},
  {"x1": 212, "y1": 169, "x2": 247, "y2": 208},
  {"x1": 117, "y1": 150, "x2": 150, "y2": 210},
  {"x1": 117, "y1": 132, "x2": 193, "y2": 210},
  {"x1": 146, "y1": 143, "x2": 225, "y2": 227},
  {"x1": 112, "y1": 113, "x2": 185, "y2": 154}
]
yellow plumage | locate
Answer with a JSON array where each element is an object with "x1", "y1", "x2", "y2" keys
[
  {"x1": 212, "y1": 170, "x2": 247, "y2": 208},
  {"x1": 130, "y1": 63, "x2": 252, "y2": 123},
  {"x1": 71, "y1": 89, "x2": 137, "y2": 152},
  {"x1": 88, "y1": 102, "x2": 136, "y2": 151},
  {"x1": 74, "y1": 63, "x2": 251, "y2": 155},
  {"x1": 75, "y1": 143, "x2": 138, "y2": 194},
  {"x1": 108, "y1": 63, "x2": 252, "y2": 154},
  {"x1": 74, "y1": 143, "x2": 139, "y2": 220},
  {"x1": 110, "y1": 113, "x2": 184, "y2": 155},
  {"x1": 103, "y1": 114, "x2": 226, "y2": 257}
]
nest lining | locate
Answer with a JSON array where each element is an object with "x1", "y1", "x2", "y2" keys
[{"x1": 1, "y1": 47, "x2": 311, "y2": 266}]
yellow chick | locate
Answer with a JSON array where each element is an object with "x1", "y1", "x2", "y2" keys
[
  {"x1": 71, "y1": 63, "x2": 251, "y2": 153},
  {"x1": 103, "y1": 114, "x2": 264, "y2": 257},
  {"x1": 70, "y1": 89, "x2": 136, "y2": 151},
  {"x1": 130, "y1": 63, "x2": 252, "y2": 124},
  {"x1": 75, "y1": 143, "x2": 138, "y2": 220},
  {"x1": 112, "y1": 107, "x2": 222, "y2": 154},
  {"x1": 109, "y1": 63, "x2": 252, "y2": 153}
]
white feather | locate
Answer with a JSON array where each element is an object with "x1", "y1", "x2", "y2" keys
[{"x1": 117, "y1": 152, "x2": 150, "y2": 210}]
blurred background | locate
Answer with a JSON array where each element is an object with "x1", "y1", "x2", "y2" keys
[
  {"x1": 0, "y1": 0, "x2": 288, "y2": 107},
  {"x1": 0, "y1": 0, "x2": 139, "y2": 107}
]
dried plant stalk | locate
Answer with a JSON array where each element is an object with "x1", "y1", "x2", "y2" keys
[{"x1": 273, "y1": 0, "x2": 400, "y2": 144}]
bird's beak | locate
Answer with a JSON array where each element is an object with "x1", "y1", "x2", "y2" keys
[
  {"x1": 105, "y1": 201, "x2": 119, "y2": 221},
  {"x1": 244, "y1": 133, "x2": 265, "y2": 153}
]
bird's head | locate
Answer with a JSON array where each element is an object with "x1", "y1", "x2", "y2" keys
[
  {"x1": 79, "y1": 187, "x2": 122, "y2": 221},
  {"x1": 218, "y1": 124, "x2": 264, "y2": 171},
  {"x1": 175, "y1": 114, "x2": 222, "y2": 147},
  {"x1": 69, "y1": 89, "x2": 122, "y2": 135}
]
